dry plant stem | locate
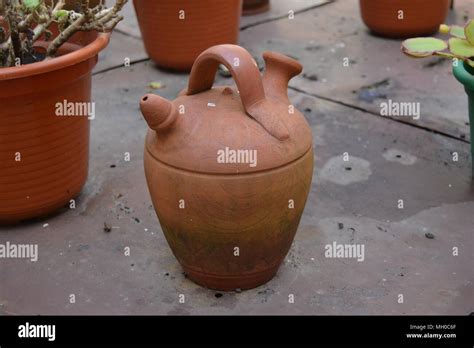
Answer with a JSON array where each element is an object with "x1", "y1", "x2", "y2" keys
[
  {"x1": 32, "y1": 0, "x2": 66, "y2": 42},
  {"x1": 45, "y1": 11, "x2": 87, "y2": 56},
  {"x1": 18, "y1": 10, "x2": 36, "y2": 31},
  {"x1": 46, "y1": 0, "x2": 126, "y2": 57},
  {"x1": 6, "y1": 1, "x2": 22, "y2": 65},
  {"x1": 81, "y1": 1, "x2": 125, "y2": 30},
  {"x1": 436, "y1": 51, "x2": 474, "y2": 66},
  {"x1": 1, "y1": 0, "x2": 127, "y2": 66}
]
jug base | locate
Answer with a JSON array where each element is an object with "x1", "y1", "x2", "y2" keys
[{"x1": 183, "y1": 264, "x2": 280, "y2": 291}]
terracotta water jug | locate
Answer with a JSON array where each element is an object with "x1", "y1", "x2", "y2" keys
[{"x1": 140, "y1": 45, "x2": 313, "y2": 291}]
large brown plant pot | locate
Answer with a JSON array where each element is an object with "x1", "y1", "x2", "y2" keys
[
  {"x1": 47, "y1": 0, "x2": 103, "y2": 10},
  {"x1": 242, "y1": 0, "x2": 270, "y2": 16},
  {"x1": 133, "y1": 0, "x2": 242, "y2": 71},
  {"x1": 64, "y1": 0, "x2": 102, "y2": 10},
  {"x1": 359, "y1": 0, "x2": 450, "y2": 38},
  {"x1": 140, "y1": 45, "x2": 313, "y2": 291},
  {"x1": 0, "y1": 33, "x2": 109, "y2": 224}
]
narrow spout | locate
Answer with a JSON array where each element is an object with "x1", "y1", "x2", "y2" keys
[
  {"x1": 140, "y1": 94, "x2": 177, "y2": 131},
  {"x1": 262, "y1": 51, "x2": 303, "y2": 102}
]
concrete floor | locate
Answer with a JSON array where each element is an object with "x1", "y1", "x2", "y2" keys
[{"x1": 1, "y1": 0, "x2": 473, "y2": 315}]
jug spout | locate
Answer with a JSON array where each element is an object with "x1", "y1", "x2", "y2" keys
[
  {"x1": 262, "y1": 51, "x2": 303, "y2": 102},
  {"x1": 140, "y1": 94, "x2": 177, "y2": 131}
]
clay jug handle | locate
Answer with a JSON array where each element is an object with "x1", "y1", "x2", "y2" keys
[{"x1": 187, "y1": 45, "x2": 289, "y2": 140}]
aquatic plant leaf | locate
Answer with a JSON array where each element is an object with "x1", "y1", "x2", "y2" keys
[
  {"x1": 465, "y1": 19, "x2": 474, "y2": 45},
  {"x1": 449, "y1": 38, "x2": 474, "y2": 59},
  {"x1": 450, "y1": 25, "x2": 466, "y2": 39},
  {"x1": 402, "y1": 38, "x2": 448, "y2": 58}
]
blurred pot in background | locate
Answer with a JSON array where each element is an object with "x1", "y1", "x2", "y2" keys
[
  {"x1": 359, "y1": 0, "x2": 451, "y2": 38},
  {"x1": 242, "y1": 0, "x2": 270, "y2": 16},
  {"x1": 133, "y1": 0, "x2": 242, "y2": 71}
]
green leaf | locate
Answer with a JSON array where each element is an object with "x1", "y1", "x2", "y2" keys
[
  {"x1": 23, "y1": 0, "x2": 40, "y2": 9},
  {"x1": 401, "y1": 37, "x2": 448, "y2": 58},
  {"x1": 55, "y1": 10, "x2": 69, "y2": 18},
  {"x1": 449, "y1": 38, "x2": 474, "y2": 59},
  {"x1": 450, "y1": 25, "x2": 466, "y2": 39},
  {"x1": 465, "y1": 19, "x2": 474, "y2": 45},
  {"x1": 148, "y1": 81, "x2": 165, "y2": 89}
]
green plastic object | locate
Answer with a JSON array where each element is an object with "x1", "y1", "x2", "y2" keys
[{"x1": 453, "y1": 61, "x2": 474, "y2": 174}]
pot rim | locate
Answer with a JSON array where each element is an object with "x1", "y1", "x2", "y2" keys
[
  {"x1": 0, "y1": 32, "x2": 110, "y2": 81},
  {"x1": 453, "y1": 60, "x2": 474, "y2": 91}
]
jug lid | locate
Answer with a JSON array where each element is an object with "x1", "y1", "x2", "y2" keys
[{"x1": 140, "y1": 45, "x2": 313, "y2": 174}]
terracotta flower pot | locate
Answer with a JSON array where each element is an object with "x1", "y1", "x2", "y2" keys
[
  {"x1": 47, "y1": 0, "x2": 103, "y2": 10},
  {"x1": 140, "y1": 45, "x2": 313, "y2": 291},
  {"x1": 359, "y1": 0, "x2": 451, "y2": 38},
  {"x1": 242, "y1": 0, "x2": 270, "y2": 16},
  {"x1": 133, "y1": 0, "x2": 242, "y2": 71},
  {"x1": 64, "y1": 0, "x2": 102, "y2": 10},
  {"x1": 453, "y1": 62, "x2": 474, "y2": 175},
  {"x1": 0, "y1": 32, "x2": 109, "y2": 224}
]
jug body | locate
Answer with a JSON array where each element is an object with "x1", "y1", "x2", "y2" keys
[{"x1": 141, "y1": 45, "x2": 314, "y2": 290}]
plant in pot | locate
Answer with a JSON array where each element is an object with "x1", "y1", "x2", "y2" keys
[
  {"x1": 0, "y1": 0, "x2": 126, "y2": 224},
  {"x1": 359, "y1": 0, "x2": 451, "y2": 38},
  {"x1": 45, "y1": 0, "x2": 106, "y2": 46},
  {"x1": 401, "y1": 19, "x2": 474, "y2": 174},
  {"x1": 133, "y1": 0, "x2": 242, "y2": 71}
]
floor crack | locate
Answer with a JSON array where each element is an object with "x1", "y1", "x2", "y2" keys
[
  {"x1": 93, "y1": 1, "x2": 335, "y2": 76},
  {"x1": 240, "y1": 0, "x2": 334, "y2": 31},
  {"x1": 289, "y1": 85, "x2": 470, "y2": 144},
  {"x1": 93, "y1": 57, "x2": 150, "y2": 76}
]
